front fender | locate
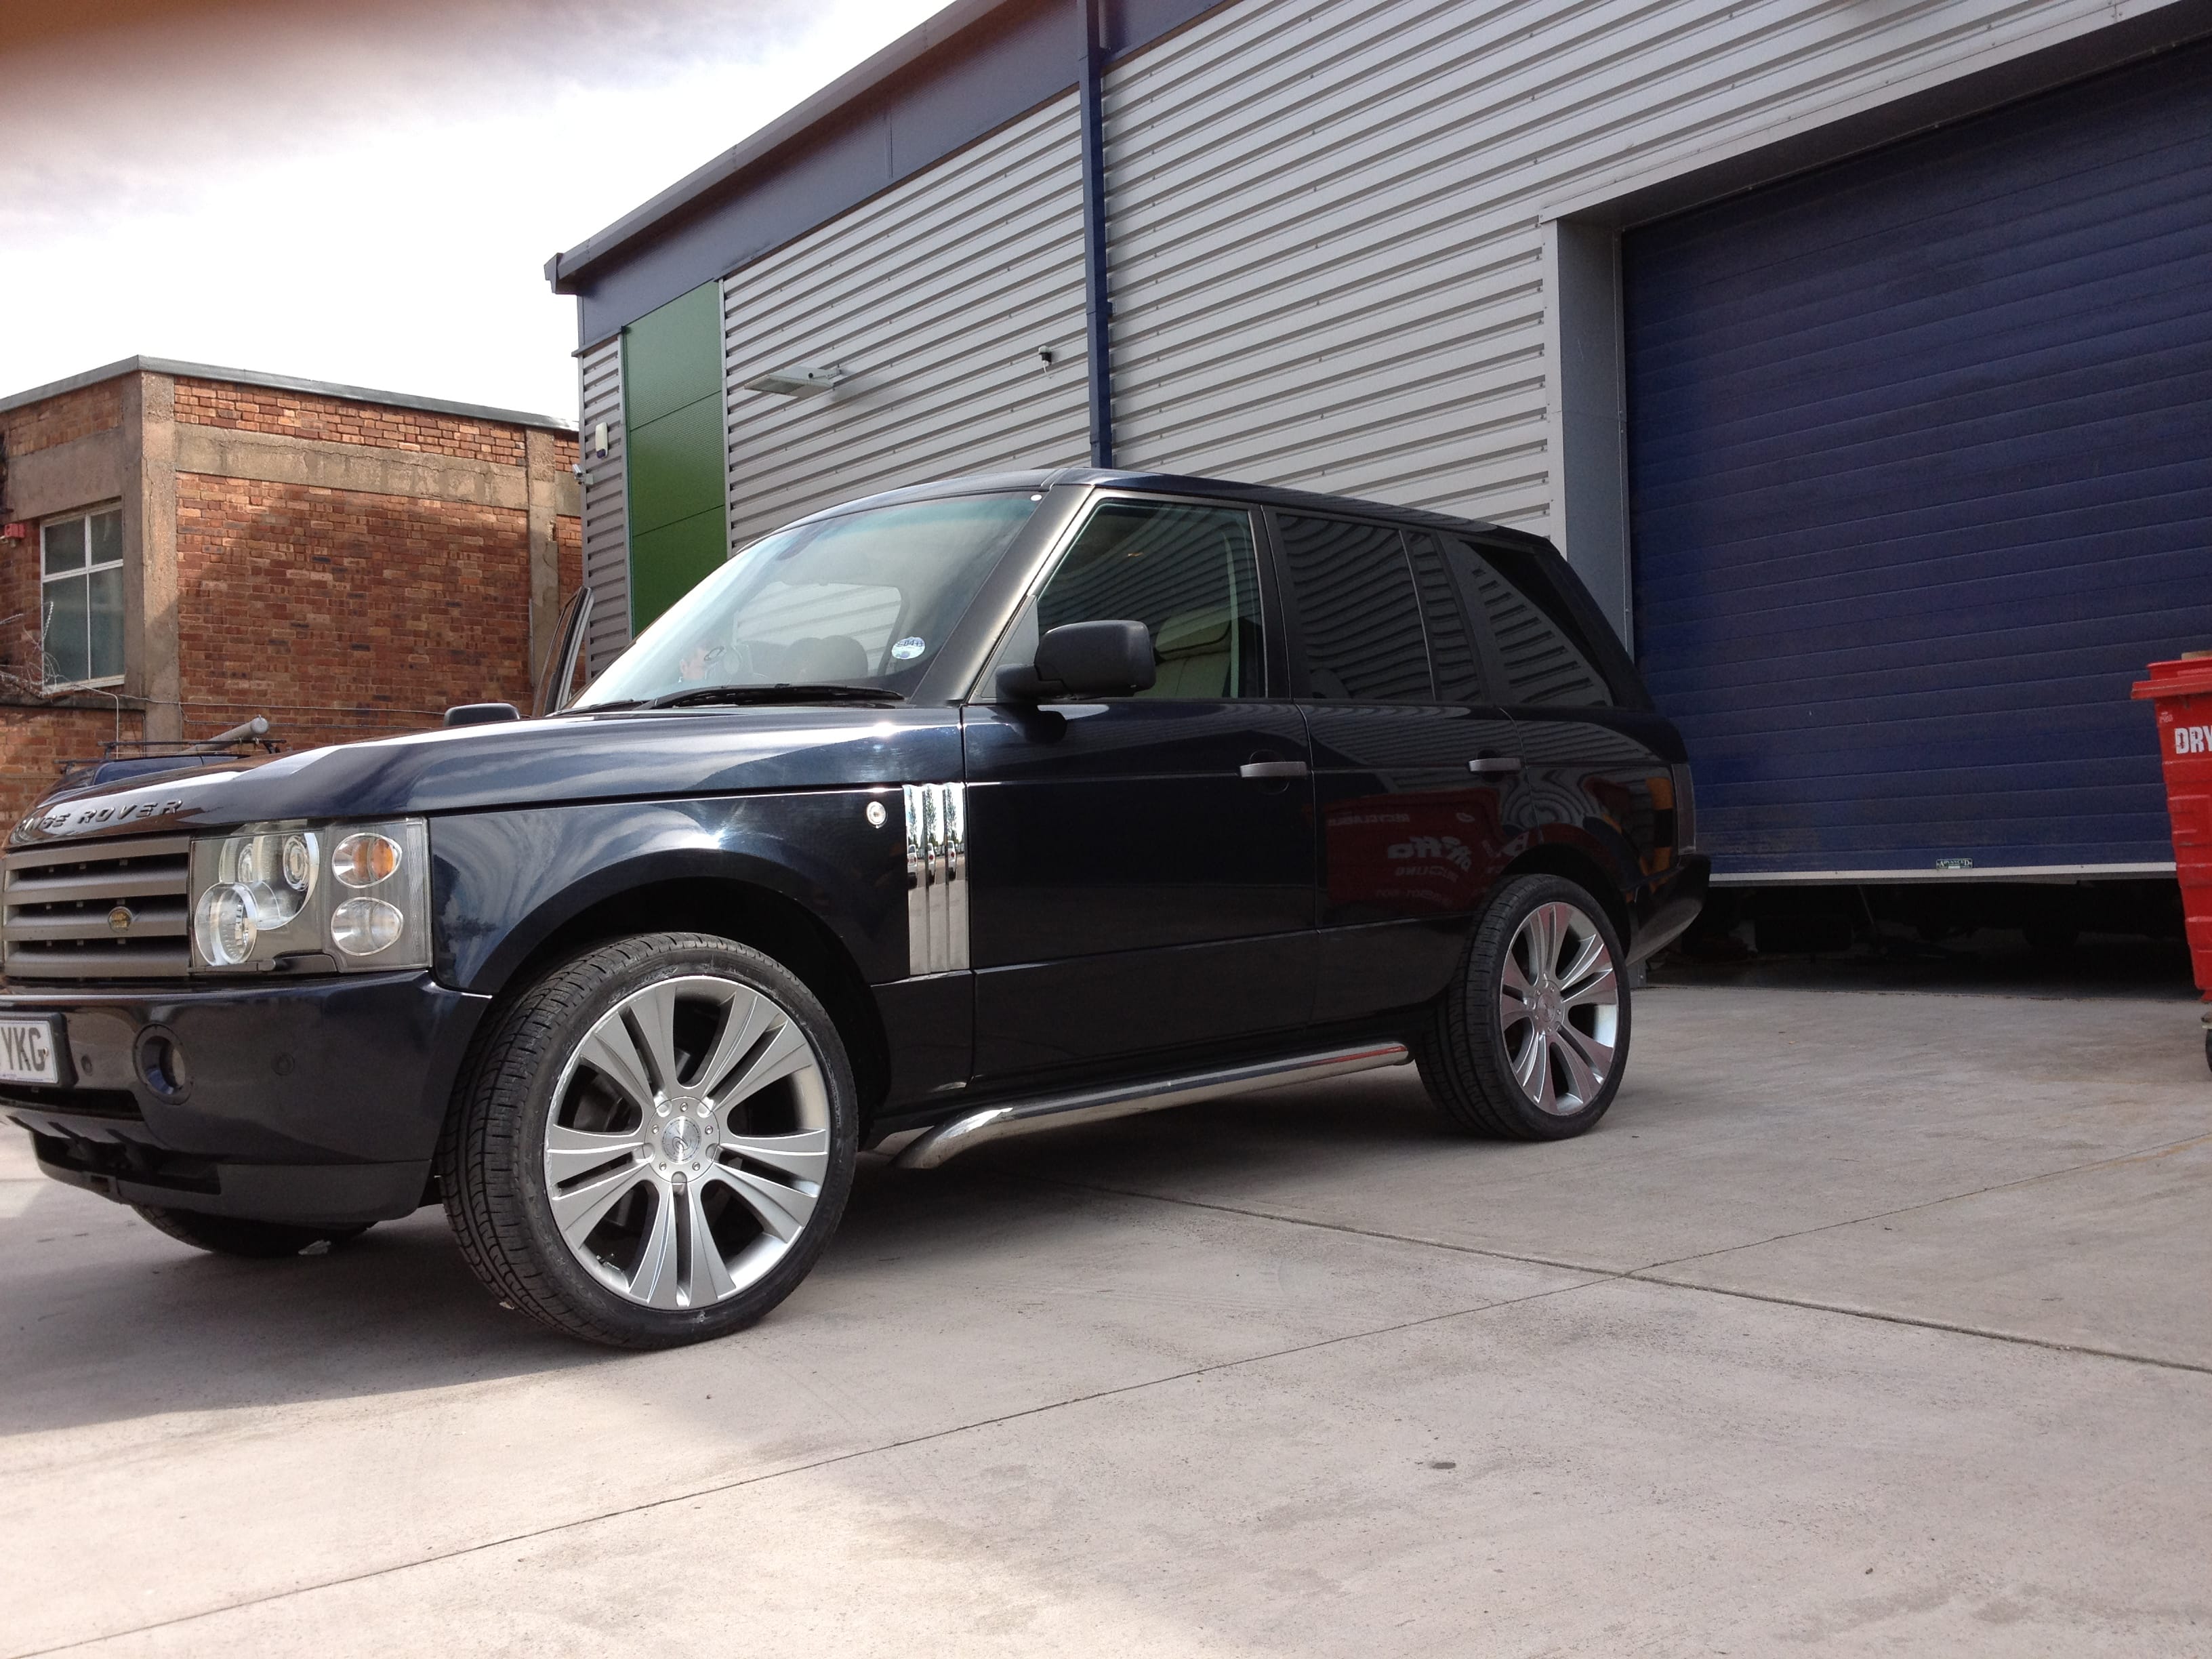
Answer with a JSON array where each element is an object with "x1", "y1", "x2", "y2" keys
[{"x1": 430, "y1": 792, "x2": 910, "y2": 994}]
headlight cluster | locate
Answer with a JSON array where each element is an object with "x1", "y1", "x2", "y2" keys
[{"x1": 189, "y1": 819, "x2": 431, "y2": 973}]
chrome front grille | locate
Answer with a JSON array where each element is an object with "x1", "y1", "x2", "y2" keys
[{"x1": 1, "y1": 836, "x2": 193, "y2": 981}]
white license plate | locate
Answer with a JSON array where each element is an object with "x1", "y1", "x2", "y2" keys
[{"x1": 0, "y1": 1017, "x2": 64, "y2": 1086}]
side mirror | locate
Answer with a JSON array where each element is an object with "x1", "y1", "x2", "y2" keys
[
  {"x1": 998, "y1": 620, "x2": 1157, "y2": 701},
  {"x1": 445, "y1": 701, "x2": 520, "y2": 727}
]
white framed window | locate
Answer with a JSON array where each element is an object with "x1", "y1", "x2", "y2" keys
[{"x1": 41, "y1": 506, "x2": 125, "y2": 688}]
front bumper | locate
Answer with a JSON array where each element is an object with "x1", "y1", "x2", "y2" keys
[{"x1": 0, "y1": 970, "x2": 489, "y2": 1225}]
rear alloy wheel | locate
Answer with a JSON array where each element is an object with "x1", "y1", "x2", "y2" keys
[
  {"x1": 443, "y1": 933, "x2": 857, "y2": 1348},
  {"x1": 1421, "y1": 874, "x2": 1631, "y2": 1140}
]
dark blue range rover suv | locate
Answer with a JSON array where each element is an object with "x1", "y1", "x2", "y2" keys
[{"x1": 0, "y1": 468, "x2": 1706, "y2": 1347}]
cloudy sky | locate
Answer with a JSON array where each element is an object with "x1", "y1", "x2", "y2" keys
[{"x1": 0, "y1": 0, "x2": 945, "y2": 419}]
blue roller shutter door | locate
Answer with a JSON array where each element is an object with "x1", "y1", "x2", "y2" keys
[{"x1": 1626, "y1": 42, "x2": 2212, "y2": 878}]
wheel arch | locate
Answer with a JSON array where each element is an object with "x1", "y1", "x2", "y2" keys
[
  {"x1": 474, "y1": 876, "x2": 891, "y2": 1122},
  {"x1": 1499, "y1": 842, "x2": 1633, "y2": 947}
]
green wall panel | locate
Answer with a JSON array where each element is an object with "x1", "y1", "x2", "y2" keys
[
  {"x1": 625, "y1": 396, "x2": 723, "y2": 538},
  {"x1": 629, "y1": 509, "x2": 728, "y2": 635},
  {"x1": 621, "y1": 283, "x2": 722, "y2": 428},
  {"x1": 623, "y1": 280, "x2": 727, "y2": 633}
]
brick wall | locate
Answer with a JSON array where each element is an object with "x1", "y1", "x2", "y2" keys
[
  {"x1": 0, "y1": 703, "x2": 146, "y2": 835},
  {"x1": 173, "y1": 377, "x2": 528, "y2": 468},
  {"x1": 175, "y1": 474, "x2": 539, "y2": 752},
  {"x1": 1, "y1": 380, "x2": 122, "y2": 458},
  {"x1": 558, "y1": 508, "x2": 583, "y2": 615},
  {"x1": 3, "y1": 529, "x2": 43, "y2": 696},
  {"x1": 0, "y1": 382, "x2": 129, "y2": 833}
]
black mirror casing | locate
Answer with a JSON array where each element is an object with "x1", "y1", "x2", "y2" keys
[{"x1": 998, "y1": 620, "x2": 1157, "y2": 701}]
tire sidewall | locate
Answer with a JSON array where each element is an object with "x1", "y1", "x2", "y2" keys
[
  {"x1": 487, "y1": 934, "x2": 858, "y2": 1346},
  {"x1": 1473, "y1": 875, "x2": 1633, "y2": 1139}
]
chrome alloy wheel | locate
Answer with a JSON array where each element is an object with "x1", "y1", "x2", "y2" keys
[
  {"x1": 1497, "y1": 901, "x2": 1619, "y2": 1116},
  {"x1": 542, "y1": 974, "x2": 830, "y2": 1309}
]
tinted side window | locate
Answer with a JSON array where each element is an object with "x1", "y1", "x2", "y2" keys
[
  {"x1": 1035, "y1": 499, "x2": 1263, "y2": 699},
  {"x1": 1277, "y1": 515, "x2": 1433, "y2": 702},
  {"x1": 1453, "y1": 539, "x2": 1612, "y2": 707},
  {"x1": 1404, "y1": 532, "x2": 1486, "y2": 705}
]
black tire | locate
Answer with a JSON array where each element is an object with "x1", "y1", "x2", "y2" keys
[
  {"x1": 1420, "y1": 873, "x2": 1633, "y2": 1141},
  {"x1": 134, "y1": 1207, "x2": 369, "y2": 1258},
  {"x1": 439, "y1": 932, "x2": 858, "y2": 1349}
]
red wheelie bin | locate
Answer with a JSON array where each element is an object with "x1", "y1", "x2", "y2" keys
[{"x1": 2131, "y1": 656, "x2": 2212, "y2": 1069}]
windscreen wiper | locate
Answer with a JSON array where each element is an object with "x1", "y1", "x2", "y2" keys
[{"x1": 640, "y1": 683, "x2": 907, "y2": 710}]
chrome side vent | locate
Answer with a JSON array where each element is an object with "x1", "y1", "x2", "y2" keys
[
  {"x1": 903, "y1": 782, "x2": 968, "y2": 975},
  {"x1": 2, "y1": 836, "x2": 194, "y2": 981}
]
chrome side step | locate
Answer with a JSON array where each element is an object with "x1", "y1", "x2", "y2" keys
[{"x1": 892, "y1": 1041, "x2": 1412, "y2": 1170}]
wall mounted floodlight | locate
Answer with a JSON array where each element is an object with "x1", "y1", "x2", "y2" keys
[{"x1": 742, "y1": 365, "x2": 847, "y2": 398}]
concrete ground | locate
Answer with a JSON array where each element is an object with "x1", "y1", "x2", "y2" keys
[{"x1": 1, "y1": 985, "x2": 2207, "y2": 1658}]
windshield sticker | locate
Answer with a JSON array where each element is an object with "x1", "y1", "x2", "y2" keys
[{"x1": 890, "y1": 636, "x2": 926, "y2": 661}]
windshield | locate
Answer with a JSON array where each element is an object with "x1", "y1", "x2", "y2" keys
[{"x1": 574, "y1": 493, "x2": 1040, "y2": 709}]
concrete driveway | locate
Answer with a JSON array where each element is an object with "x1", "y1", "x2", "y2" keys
[{"x1": 3, "y1": 986, "x2": 2207, "y2": 1656}]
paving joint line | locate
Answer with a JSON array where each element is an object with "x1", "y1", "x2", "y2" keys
[
  {"x1": 9, "y1": 1276, "x2": 1599, "y2": 1658},
  {"x1": 1631, "y1": 1130, "x2": 2212, "y2": 1275},
  {"x1": 1624, "y1": 1273, "x2": 2212, "y2": 1376},
  {"x1": 1033, "y1": 1175, "x2": 2211, "y2": 1376}
]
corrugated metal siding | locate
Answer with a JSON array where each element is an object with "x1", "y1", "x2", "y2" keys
[
  {"x1": 577, "y1": 337, "x2": 632, "y2": 676},
  {"x1": 1102, "y1": 0, "x2": 2187, "y2": 537},
  {"x1": 1627, "y1": 41, "x2": 2212, "y2": 876},
  {"x1": 720, "y1": 96, "x2": 1090, "y2": 549}
]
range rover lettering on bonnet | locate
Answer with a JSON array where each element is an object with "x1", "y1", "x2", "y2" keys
[{"x1": 19, "y1": 798, "x2": 186, "y2": 838}]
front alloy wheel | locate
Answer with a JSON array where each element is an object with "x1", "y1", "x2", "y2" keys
[
  {"x1": 443, "y1": 933, "x2": 857, "y2": 1348},
  {"x1": 546, "y1": 974, "x2": 830, "y2": 1310}
]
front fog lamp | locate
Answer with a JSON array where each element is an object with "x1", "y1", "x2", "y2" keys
[{"x1": 189, "y1": 818, "x2": 429, "y2": 974}]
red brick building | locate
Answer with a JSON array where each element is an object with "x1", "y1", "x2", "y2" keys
[{"x1": 1, "y1": 359, "x2": 580, "y2": 831}]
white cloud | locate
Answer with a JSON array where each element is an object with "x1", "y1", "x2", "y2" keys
[{"x1": 0, "y1": 0, "x2": 947, "y2": 417}]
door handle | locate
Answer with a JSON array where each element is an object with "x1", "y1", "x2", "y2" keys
[
  {"x1": 1467, "y1": 756, "x2": 1523, "y2": 776},
  {"x1": 1240, "y1": 760, "x2": 1310, "y2": 780}
]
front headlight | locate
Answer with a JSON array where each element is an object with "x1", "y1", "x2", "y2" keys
[{"x1": 189, "y1": 819, "x2": 431, "y2": 973}]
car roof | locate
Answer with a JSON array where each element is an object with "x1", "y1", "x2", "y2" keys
[{"x1": 771, "y1": 466, "x2": 1534, "y2": 551}]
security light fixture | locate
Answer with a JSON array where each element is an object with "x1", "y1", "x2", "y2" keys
[{"x1": 743, "y1": 365, "x2": 847, "y2": 398}]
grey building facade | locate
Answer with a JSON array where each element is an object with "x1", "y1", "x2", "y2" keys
[{"x1": 550, "y1": 0, "x2": 2212, "y2": 888}]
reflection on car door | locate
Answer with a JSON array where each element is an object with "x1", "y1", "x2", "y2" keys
[
  {"x1": 1270, "y1": 514, "x2": 1523, "y2": 1023},
  {"x1": 964, "y1": 495, "x2": 1317, "y2": 1082},
  {"x1": 1451, "y1": 534, "x2": 1674, "y2": 899}
]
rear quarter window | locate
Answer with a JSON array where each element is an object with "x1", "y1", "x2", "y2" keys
[{"x1": 1451, "y1": 538, "x2": 1614, "y2": 708}]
